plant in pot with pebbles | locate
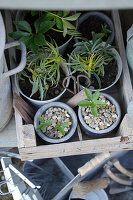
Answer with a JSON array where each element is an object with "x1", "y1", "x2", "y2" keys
[
  {"x1": 77, "y1": 88, "x2": 121, "y2": 138},
  {"x1": 15, "y1": 41, "x2": 70, "y2": 107},
  {"x1": 34, "y1": 102, "x2": 78, "y2": 143},
  {"x1": 68, "y1": 32, "x2": 122, "y2": 91},
  {"x1": 10, "y1": 10, "x2": 81, "y2": 54}
]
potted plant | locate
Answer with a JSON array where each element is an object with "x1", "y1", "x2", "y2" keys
[
  {"x1": 77, "y1": 88, "x2": 121, "y2": 138},
  {"x1": 34, "y1": 102, "x2": 78, "y2": 143},
  {"x1": 68, "y1": 33, "x2": 122, "y2": 91},
  {"x1": 75, "y1": 11, "x2": 114, "y2": 45},
  {"x1": 9, "y1": 10, "x2": 81, "y2": 54},
  {"x1": 15, "y1": 41, "x2": 70, "y2": 107}
]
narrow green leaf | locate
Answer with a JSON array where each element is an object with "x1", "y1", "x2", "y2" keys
[
  {"x1": 63, "y1": 26, "x2": 67, "y2": 37},
  {"x1": 91, "y1": 105, "x2": 98, "y2": 117},
  {"x1": 44, "y1": 120, "x2": 53, "y2": 126},
  {"x1": 93, "y1": 100, "x2": 106, "y2": 106},
  {"x1": 55, "y1": 17, "x2": 63, "y2": 30},
  {"x1": 39, "y1": 78, "x2": 44, "y2": 101},
  {"x1": 29, "y1": 39, "x2": 39, "y2": 53},
  {"x1": 37, "y1": 124, "x2": 44, "y2": 130},
  {"x1": 8, "y1": 31, "x2": 30, "y2": 40},
  {"x1": 34, "y1": 33, "x2": 46, "y2": 46},
  {"x1": 38, "y1": 21, "x2": 55, "y2": 33},
  {"x1": 30, "y1": 77, "x2": 39, "y2": 97},
  {"x1": 14, "y1": 21, "x2": 32, "y2": 33},
  {"x1": 61, "y1": 123, "x2": 70, "y2": 128},
  {"x1": 41, "y1": 126, "x2": 46, "y2": 133},
  {"x1": 38, "y1": 116, "x2": 44, "y2": 123},
  {"x1": 59, "y1": 127, "x2": 65, "y2": 136},
  {"x1": 63, "y1": 11, "x2": 70, "y2": 17},
  {"x1": 77, "y1": 100, "x2": 91, "y2": 107},
  {"x1": 92, "y1": 90, "x2": 100, "y2": 101},
  {"x1": 65, "y1": 13, "x2": 81, "y2": 21},
  {"x1": 84, "y1": 88, "x2": 93, "y2": 101},
  {"x1": 62, "y1": 19, "x2": 75, "y2": 29}
]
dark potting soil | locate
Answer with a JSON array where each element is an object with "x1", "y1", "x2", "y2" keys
[
  {"x1": 91, "y1": 59, "x2": 118, "y2": 89},
  {"x1": 78, "y1": 16, "x2": 110, "y2": 41},
  {"x1": 19, "y1": 69, "x2": 65, "y2": 101},
  {"x1": 74, "y1": 59, "x2": 118, "y2": 90},
  {"x1": 46, "y1": 29, "x2": 71, "y2": 47}
]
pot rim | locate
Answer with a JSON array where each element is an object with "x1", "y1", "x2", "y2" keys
[
  {"x1": 75, "y1": 11, "x2": 115, "y2": 45},
  {"x1": 34, "y1": 102, "x2": 78, "y2": 143},
  {"x1": 78, "y1": 92, "x2": 121, "y2": 135},
  {"x1": 69, "y1": 43, "x2": 122, "y2": 92},
  {"x1": 14, "y1": 63, "x2": 70, "y2": 105}
]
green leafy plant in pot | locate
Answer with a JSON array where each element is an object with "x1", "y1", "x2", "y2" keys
[
  {"x1": 68, "y1": 32, "x2": 122, "y2": 91},
  {"x1": 15, "y1": 41, "x2": 70, "y2": 107},
  {"x1": 77, "y1": 88, "x2": 121, "y2": 138},
  {"x1": 9, "y1": 10, "x2": 81, "y2": 54}
]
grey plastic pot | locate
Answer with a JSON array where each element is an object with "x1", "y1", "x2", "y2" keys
[
  {"x1": 34, "y1": 102, "x2": 78, "y2": 144},
  {"x1": 75, "y1": 11, "x2": 114, "y2": 45},
  {"x1": 16, "y1": 11, "x2": 78, "y2": 55},
  {"x1": 15, "y1": 62, "x2": 70, "y2": 108},
  {"x1": 78, "y1": 93, "x2": 121, "y2": 138},
  {"x1": 69, "y1": 189, "x2": 108, "y2": 200},
  {"x1": 69, "y1": 44, "x2": 122, "y2": 92},
  {"x1": 126, "y1": 24, "x2": 133, "y2": 86},
  {"x1": 0, "y1": 12, "x2": 26, "y2": 132}
]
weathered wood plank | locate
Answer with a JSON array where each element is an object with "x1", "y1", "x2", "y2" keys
[
  {"x1": 19, "y1": 136, "x2": 133, "y2": 161},
  {"x1": 117, "y1": 114, "x2": 133, "y2": 137},
  {"x1": 1, "y1": 0, "x2": 133, "y2": 10},
  {"x1": 112, "y1": 10, "x2": 133, "y2": 110},
  {"x1": 22, "y1": 124, "x2": 37, "y2": 148}
]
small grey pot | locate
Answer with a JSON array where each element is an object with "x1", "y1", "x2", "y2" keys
[
  {"x1": 75, "y1": 11, "x2": 114, "y2": 44},
  {"x1": 78, "y1": 93, "x2": 121, "y2": 138},
  {"x1": 34, "y1": 102, "x2": 78, "y2": 144}
]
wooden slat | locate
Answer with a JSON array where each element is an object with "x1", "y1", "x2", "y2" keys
[
  {"x1": 8, "y1": 10, "x2": 133, "y2": 160},
  {"x1": 1, "y1": 0, "x2": 133, "y2": 10},
  {"x1": 112, "y1": 10, "x2": 133, "y2": 110},
  {"x1": 19, "y1": 136, "x2": 133, "y2": 161}
]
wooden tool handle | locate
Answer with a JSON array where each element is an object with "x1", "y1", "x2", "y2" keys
[
  {"x1": 78, "y1": 153, "x2": 110, "y2": 176},
  {"x1": 73, "y1": 178, "x2": 109, "y2": 196},
  {"x1": 67, "y1": 89, "x2": 86, "y2": 108}
]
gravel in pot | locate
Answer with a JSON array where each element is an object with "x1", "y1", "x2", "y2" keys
[
  {"x1": 34, "y1": 102, "x2": 78, "y2": 143},
  {"x1": 78, "y1": 89, "x2": 121, "y2": 138}
]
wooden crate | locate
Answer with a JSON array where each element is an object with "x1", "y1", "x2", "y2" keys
[{"x1": 6, "y1": 10, "x2": 133, "y2": 161}]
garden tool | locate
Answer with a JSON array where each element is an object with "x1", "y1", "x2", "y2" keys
[
  {"x1": 52, "y1": 152, "x2": 110, "y2": 200},
  {"x1": 63, "y1": 75, "x2": 91, "y2": 140},
  {"x1": 0, "y1": 12, "x2": 26, "y2": 132},
  {"x1": 103, "y1": 158, "x2": 133, "y2": 195}
]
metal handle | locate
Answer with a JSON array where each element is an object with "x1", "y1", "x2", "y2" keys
[{"x1": 3, "y1": 41, "x2": 26, "y2": 77}]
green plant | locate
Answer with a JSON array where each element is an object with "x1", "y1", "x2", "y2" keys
[
  {"x1": 77, "y1": 88, "x2": 106, "y2": 116},
  {"x1": 9, "y1": 11, "x2": 81, "y2": 53},
  {"x1": 68, "y1": 32, "x2": 114, "y2": 88},
  {"x1": 37, "y1": 116, "x2": 53, "y2": 133},
  {"x1": 54, "y1": 123, "x2": 70, "y2": 136},
  {"x1": 18, "y1": 41, "x2": 66, "y2": 100}
]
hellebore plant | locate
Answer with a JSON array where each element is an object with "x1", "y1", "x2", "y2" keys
[
  {"x1": 9, "y1": 11, "x2": 81, "y2": 53},
  {"x1": 77, "y1": 88, "x2": 106, "y2": 116}
]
